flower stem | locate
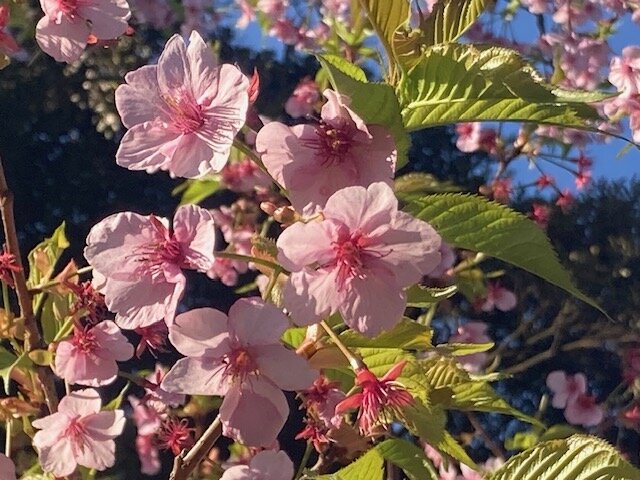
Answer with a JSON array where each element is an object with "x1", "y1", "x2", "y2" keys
[
  {"x1": 5, "y1": 419, "x2": 11, "y2": 457},
  {"x1": 320, "y1": 320, "x2": 365, "y2": 371},
  {"x1": 169, "y1": 415, "x2": 222, "y2": 480},
  {"x1": 261, "y1": 267, "x2": 282, "y2": 303},
  {"x1": 294, "y1": 441, "x2": 313, "y2": 480},
  {"x1": 2, "y1": 282, "x2": 12, "y2": 333},
  {"x1": 28, "y1": 265, "x2": 93, "y2": 293},
  {"x1": 214, "y1": 251, "x2": 286, "y2": 273}
]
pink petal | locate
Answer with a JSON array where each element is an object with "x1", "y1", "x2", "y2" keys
[
  {"x1": 79, "y1": 0, "x2": 130, "y2": 39},
  {"x1": 341, "y1": 270, "x2": 407, "y2": 336},
  {"x1": 172, "y1": 204, "x2": 217, "y2": 272},
  {"x1": 157, "y1": 34, "x2": 190, "y2": 93},
  {"x1": 323, "y1": 182, "x2": 395, "y2": 234},
  {"x1": 169, "y1": 307, "x2": 230, "y2": 357},
  {"x1": 93, "y1": 320, "x2": 135, "y2": 361},
  {"x1": 35, "y1": 15, "x2": 89, "y2": 63},
  {"x1": 228, "y1": 298, "x2": 289, "y2": 345},
  {"x1": 35, "y1": 434, "x2": 76, "y2": 477},
  {"x1": 76, "y1": 435, "x2": 117, "y2": 471},
  {"x1": 83, "y1": 410, "x2": 126, "y2": 439},
  {"x1": 276, "y1": 220, "x2": 335, "y2": 272},
  {"x1": 220, "y1": 465, "x2": 252, "y2": 480},
  {"x1": 166, "y1": 133, "x2": 217, "y2": 178},
  {"x1": 58, "y1": 388, "x2": 103, "y2": 416},
  {"x1": 116, "y1": 122, "x2": 181, "y2": 173},
  {"x1": 186, "y1": 31, "x2": 220, "y2": 102},
  {"x1": 495, "y1": 289, "x2": 517, "y2": 311},
  {"x1": 282, "y1": 268, "x2": 343, "y2": 326},
  {"x1": 0, "y1": 453, "x2": 16, "y2": 480},
  {"x1": 115, "y1": 65, "x2": 166, "y2": 128},
  {"x1": 249, "y1": 450, "x2": 295, "y2": 479},
  {"x1": 253, "y1": 344, "x2": 317, "y2": 390},
  {"x1": 219, "y1": 380, "x2": 289, "y2": 447},
  {"x1": 255, "y1": 121, "x2": 301, "y2": 188},
  {"x1": 161, "y1": 357, "x2": 229, "y2": 396}
]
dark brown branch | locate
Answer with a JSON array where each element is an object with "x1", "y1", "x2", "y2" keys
[{"x1": 0, "y1": 158, "x2": 58, "y2": 413}]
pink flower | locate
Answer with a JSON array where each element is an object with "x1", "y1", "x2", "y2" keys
[
  {"x1": 564, "y1": 393, "x2": 604, "y2": 427},
  {"x1": 130, "y1": 0, "x2": 174, "y2": 28},
  {"x1": 530, "y1": 202, "x2": 551, "y2": 228},
  {"x1": 449, "y1": 322, "x2": 491, "y2": 372},
  {"x1": 0, "y1": 246, "x2": 21, "y2": 288},
  {"x1": 235, "y1": 0, "x2": 256, "y2": 28},
  {"x1": 0, "y1": 6, "x2": 18, "y2": 56},
  {"x1": 575, "y1": 169, "x2": 591, "y2": 190},
  {"x1": 303, "y1": 376, "x2": 346, "y2": 430},
  {"x1": 535, "y1": 174, "x2": 554, "y2": 190},
  {"x1": 284, "y1": 77, "x2": 320, "y2": 118},
  {"x1": 490, "y1": 178, "x2": 512, "y2": 203},
  {"x1": 546, "y1": 371, "x2": 587, "y2": 409},
  {"x1": 336, "y1": 361, "x2": 413, "y2": 435},
  {"x1": 158, "y1": 417, "x2": 194, "y2": 455},
  {"x1": 256, "y1": 90, "x2": 397, "y2": 210},
  {"x1": 115, "y1": 31, "x2": 249, "y2": 178},
  {"x1": 480, "y1": 282, "x2": 517, "y2": 312},
  {"x1": 609, "y1": 46, "x2": 640, "y2": 97},
  {"x1": 136, "y1": 434, "x2": 161, "y2": 476},
  {"x1": 135, "y1": 321, "x2": 169, "y2": 358},
  {"x1": 521, "y1": 0, "x2": 548, "y2": 14},
  {"x1": 455, "y1": 122, "x2": 481, "y2": 152},
  {"x1": 221, "y1": 450, "x2": 294, "y2": 480},
  {"x1": 556, "y1": 189, "x2": 574, "y2": 213},
  {"x1": 144, "y1": 364, "x2": 186, "y2": 407},
  {"x1": 257, "y1": 0, "x2": 288, "y2": 19},
  {"x1": 129, "y1": 395, "x2": 164, "y2": 436},
  {"x1": 54, "y1": 320, "x2": 134, "y2": 386},
  {"x1": 36, "y1": 0, "x2": 131, "y2": 63},
  {"x1": 84, "y1": 204, "x2": 217, "y2": 329},
  {"x1": 161, "y1": 298, "x2": 317, "y2": 446},
  {"x1": 0, "y1": 453, "x2": 16, "y2": 480},
  {"x1": 221, "y1": 158, "x2": 271, "y2": 192},
  {"x1": 277, "y1": 182, "x2": 441, "y2": 336},
  {"x1": 32, "y1": 388, "x2": 125, "y2": 477}
]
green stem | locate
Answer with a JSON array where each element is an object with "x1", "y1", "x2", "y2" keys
[
  {"x1": 232, "y1": 139, "x2": 286, "y2": 193},
  {"x1": 261, "y1": 267, "x2": 282, "y2": 302},
  {"x1": 2, "y1": 282, "x2": 11, "y2": 333},
  {"x1": 214, "y1": 251, "x2": 287, "y2": 273},
  {"x1": 29, "y1": 265, "x2": 93, "y2": 293},
  {"x1": 294, "y1": 441, "x2": 313, "y2": 480},
  {"x1": 320, "y1": 320, "x2": 365, "y2": 371},
  {"x1": 52, "y1": 317, "x2": 75, "y2": 343}
]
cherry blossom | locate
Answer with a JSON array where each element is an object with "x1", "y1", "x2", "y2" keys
[
  {"x1": 480, "y1": 282, "x2": 517, "y2": 312},
  {"x1": 0, "y1": 6, "x2": 18, "y2": 57},
  {"x1": 546, "y1": 371, "x2": 587, "y2": 409},
  {"x1": 336, "y1": 361, "x2": 413, "y2": 435},
  {"x1": 161, "y1": 298, "x2": 317, "y2": 446},
  {"x1": 284, "y1": 77, "x2": 320, "y2": 118},
  {"x1": 115, "y1": 31, "x2": 249, "y2": 178},
  {"x1": 0, "y1": 453, "x2": 16, "y2": 480},
  {"x1": 54, "y1": 320, "x2": 134, "y2": 386},
  {"x1": 36, "y1": 0, "x2": 131, "y2": 63},
  {"x1": 220, "y1": 450, "x2": 294, "y2": 480},
  {"x1": 277, "y1": 182, "x2": 441, "y2": 336},
  {"x1": 158, "y1": 417, "x2": 195, "y2": 455},
  {"x1": 564, "y1": 393, "x2": 604, "y2": 427},
  {"x1": 0, "y1": 246, "x2": 21, "y2": 288},
  {"x1": 32, "y1": 389, "x2": 125, "y2": 477},
  {"x1": 221, "y1": 158, "x2": 271, "y2": 192},
  {"x1": 609, "y1": 46, "x2": 640, "y2": 97},
  {"x1": 449, "y1": 322, "x2": 491, "y2": 372},
  {"x1": 256, "y1": 90, "x2": 396, "y2": 210},
  {"x1": 136, "y1": 434, "x2": 161, "y2": 475},
  {"x1": 84, "y1": 204, "x2": 216, "y2": 329}
]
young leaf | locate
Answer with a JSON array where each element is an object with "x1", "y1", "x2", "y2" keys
[
  {"x1": 394, "y1": 0, "x2": 494, "y2": 68},
  {"x1": 487, "y1": 435, "x2": 640, "y2": 480},
  {"x1": 27, "y1": 223, "x2": 69, "y2": 289},
  {"x1": 341, "y1": 318, "x2": 433, "y2": 349},
  {"x1": 405, "y1": 193, "x2": 608, "y2": 317},
  {"x1": 376, "y1": 438, "x2": 439, "y2": 480},
  {"x1": 317, "y1": 446, "x2": 385, "y2": 479},
  {"x1": 357, "y1": 0, "x2": 410, "y2": 70},
  {"x1": 172, "y1": 178, "x2": 220, "y2": 205},
  {"x1": 398, "y1": 44, "x2": 610, "y2": 132},
  {"x1": 317, "y1": 54, "x2": 411, "y2": 168},
  {"x1": 406, "y1": 284, "x2": 458, "y2": 307}
]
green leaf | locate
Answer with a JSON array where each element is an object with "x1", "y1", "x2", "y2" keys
[
  {"x1": 0, "y1": 351, "x2": 32, "y2": 393},
  {"x1": 104, "y1": 383, "x2": 130, "y2": 411},
  {"x1": 172, "y1": 178, "x2": 220, "y2": 205},
  {"x1": 376, "y1": 439, "x2": 439, "y2": 480},
  {"x1": 282, "y1": 327, "x2": 307, "y2": 348},
  {"x1": 447, "y1": 382, "x2": 543, "y2": 426},
  {"x1": 318, "y1": 54, "x2": 411, "y2": 168},
  {"x1": 405, "y1": 193, "x2": 607, "y2": 317},
  {"x1": 487, "y1": 435, "x2": 640, "y2": 480},
  {"x1": 28, "y1": 349, "x2": 53, "y2": 366},
  {"x1": 318, "y1": 447, "x2": 385, "y2": 480},
  {"x1": 437, "y1": 342, "x2": 494, "y2": 356},
  {"x1": 394, "y1": 0, "x2": 494, "y2": 68},
  {"x1": 27, "y1": 223, "x2": 69, "y2": 289},
  {"x1": 398, "y1": 44, "x2": 609, "y2": 132},
  {"x1": 357, "y1": 0, "x2": 410, "y2": 70},
  {"x1": 395, "y1": 173, "x2": 461, "y2": 200},
  {"x1": 341, "y1": 318, "x2": 433, "y2": 349},
  {"x1": 406, "y1": 284, "x2": 458, "y2": 307}
]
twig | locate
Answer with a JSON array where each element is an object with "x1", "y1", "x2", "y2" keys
[
  {"x1": 169, "y1": 415, "x2": 222, "y2": 480},
  {"x1": 467, "y1": 412, "x2": 506, "y2": 461},
  {"x1": 0, "y1": 158, "x2": 58, "y2": 413}
]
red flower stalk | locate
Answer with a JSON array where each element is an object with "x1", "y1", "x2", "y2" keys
[
  {"x1": 335, "y1": 360, "x2": 413, "y2": 435},
  {"x1": 0, "y1": 246, "x2": 21, "y2": 288},
  {"x1": 157, "y1": 417, "x2": 194, "y2": 456}
]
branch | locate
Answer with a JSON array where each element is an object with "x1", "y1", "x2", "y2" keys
[
  {"x1": 169, "y1": 415, "x2": 222, "y2": 480},
  {"x1": 0, "y1": 158, "x2": 58, "y2": 413}
]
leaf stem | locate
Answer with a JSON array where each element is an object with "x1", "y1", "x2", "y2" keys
[
  {"x1": 320, "y1": 320, "x2": 365, "y2": 371},
  {"x1": 294, "y1": 441, "x2": 313, "y2": 480},
  {"x1": 214, "y1": 251, "x2": 286, "y2": 273}
]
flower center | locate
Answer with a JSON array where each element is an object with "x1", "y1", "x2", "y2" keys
[
  {"x1": 163, "y1": 89, "x2": 205, "y2": 134},
  {"x1": 71, "y1": 326, "x2": 98, "y2": 354},
  {"x1": 56, "y1": 0, "x2": 79, "y2": 16},
  {"x1": 308, "y1": 121, "x2": 355, "y2": 166},
  {"x1": 63, "y1": 416, "x2": 88, "y2": 456},
  {"x1": 132, "y1": 216, "x2": 185, "y2": 281},
  {"x1": 329, "y1": 229, "x2": 373, "y2": 289},
  {"x1": 222, "y1": 347, "x2": 258, "y2": 383}
]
